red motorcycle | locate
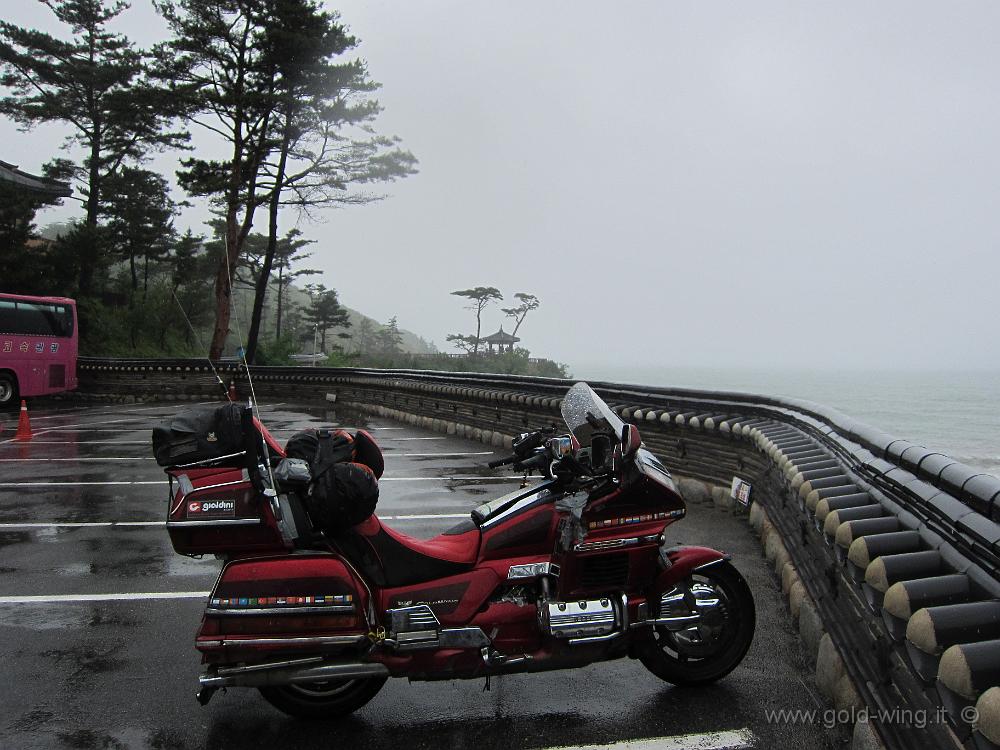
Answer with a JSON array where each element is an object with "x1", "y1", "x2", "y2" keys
[{"x1": 157, "y1": 382, "x2": 755, "y2": 718}]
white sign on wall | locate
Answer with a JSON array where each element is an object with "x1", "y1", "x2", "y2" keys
[{"x1": 731, "y1": 477, "x2": 753, "y2": 507}]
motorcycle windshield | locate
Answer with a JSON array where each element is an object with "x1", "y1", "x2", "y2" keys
[{"x1": 560, "y1": 382, "x2": 626, "y2": 448}]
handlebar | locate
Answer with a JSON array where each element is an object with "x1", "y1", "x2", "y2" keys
[
  {"x1": 488, "y1": 452, "x2": 550, "y2": 473},
  {"x1": 487, "y1": 455, "x2": 518, "y2": 469},
  {"x1": 487, "y1": 427, "x2": 554, "y2": 469},
  {"x1": 513, "y1": 453, "x2": 549, "y2": 472}
]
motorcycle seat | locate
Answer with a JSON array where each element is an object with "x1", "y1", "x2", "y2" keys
[{"x1": 347, "y1": 515, "x2": 480, "y2": 587}]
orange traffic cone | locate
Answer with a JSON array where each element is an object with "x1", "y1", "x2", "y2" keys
[
  {"x1": 228, "y1": 381, "x2": 236, "y2": 402},
  {"x1": 14, "y1": 400, "x2": 32, "y2": 441}
]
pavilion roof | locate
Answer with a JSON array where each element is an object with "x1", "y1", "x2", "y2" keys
[
  {"x1": 482, "y1": 328, "x2": 520, "y2": 344},
  {"x1": 0, "y1": 160, "x2": 72, "y2": 197}
]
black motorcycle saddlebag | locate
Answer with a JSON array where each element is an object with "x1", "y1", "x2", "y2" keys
[
  {"x1": 284, "y1": 429, "x2": 380, "y2": 535},
  {"x1": 152, "y1": 403, "x2": 247, "y2": 467}
]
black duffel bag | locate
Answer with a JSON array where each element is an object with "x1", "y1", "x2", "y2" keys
[
  {"x1": 152, "y1": 403, "x2": 246, "y2": 467},
  {"x1": 284, "y1": 429, "x2": 379, "y2": 535}
]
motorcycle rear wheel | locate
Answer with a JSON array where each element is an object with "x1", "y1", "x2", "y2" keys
[
  {"x1": 640, "y1": 560, "x2": 756, "y2": 686},
  {"x1": 258, "y1": 675, "x2": 388, "y2": 719}
]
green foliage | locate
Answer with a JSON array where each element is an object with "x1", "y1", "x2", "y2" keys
[
  {"x1": 255, "y1": 336, "x2": 301, "y2": 365},
  {"x1": 100, "y1": 167, "x2": 179, "y2": 296},
  {"x1": 445, "y1": 333, "x2": 479, "y2": 354},
  {"x1": 324, "y1": 349, "x2": 360, "y2": 367},
  {"x1": 373, "y1": 316, "x2": 403, "y2": 357},
  {"x1": 303, "y1": 283, "x2": 350, "y2": 351},
  {"x1": 350, "y1": 350, "x2": 569, "y2": 378},
  {"x1": 501, "y1": 292, "x2": 540, "y2": 337}
]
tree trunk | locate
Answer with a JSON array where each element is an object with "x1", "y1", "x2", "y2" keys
[
  {"x1": 275, "y1": 267, "x2": 285, "y2": 339},
  {"x1": 79, "y1": 27, "x2": 101, "y2": 297},
  {"x1": 208, "y1": 207, "x2": 240, "y2": 359},
  {"x1": 474, "y1": 304, "x2": 483, "y2": 355},
  {"x1": 129, "y1": 250, "x2": 137, "y2": 296},
  {"x1": 245, "y1": 108, "x2": 293, "y2": 364},
  {"x1": 80, "y1": 121, "x2": 102, "y2": 296},
  {"x1": 208, "y1": 20, "x2": 255, "y2": 361},
  {"x1": 511, "y1": 313, "x2": 525, "y2": 338}
]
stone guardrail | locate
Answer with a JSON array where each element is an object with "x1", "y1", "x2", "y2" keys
[{"x1": 74, "y1": 358, "x2": 1000, "y2": 750}]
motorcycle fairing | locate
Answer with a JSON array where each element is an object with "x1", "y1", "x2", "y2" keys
[
  {"x1": 380, "y1": 567, "x2": 500, "y2": 626},
  {"x1": 479, "y1": 504, "x2": 557, "y2": 559},
  {"x1": 472, "y1": 482, "x2": 557, "y2": 526},
  {"x1": 651, "y1": 546, "x2": 730, "y2": 592}
]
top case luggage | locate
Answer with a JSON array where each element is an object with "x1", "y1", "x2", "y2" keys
[{"x1": 153, "y1": 403, "x2": 247, "y2": 467}]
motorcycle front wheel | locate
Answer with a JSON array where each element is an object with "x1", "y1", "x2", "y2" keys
[
  {"x1": 258, "y1": 675, "x2": 388, "y2": 719},
  {"x1": 640, "y1": 560, "x2": 756, "y2": 686}
]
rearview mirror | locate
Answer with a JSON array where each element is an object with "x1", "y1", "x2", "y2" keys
[{"x1": 621, "y1": 423, "x2": 641, "y2": 459}]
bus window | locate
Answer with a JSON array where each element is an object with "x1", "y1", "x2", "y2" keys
[
  {"x1": 0, "y1": 299, "x2": 15, "y2": 333},
  {"x1": 16, "y1": 302, "x2": 74, "y2": 337}
]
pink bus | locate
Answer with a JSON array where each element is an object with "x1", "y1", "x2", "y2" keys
[{"x1": 0, "y1": 293, "x2": 78, "y2": 406}]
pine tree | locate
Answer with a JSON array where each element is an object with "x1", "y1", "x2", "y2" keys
[
  {"x1": 100, "y1": 167, "x2": 179, "y2": 299},
  {"x1": 374, "y1": 316, "x2": 403, "y2": 357},
  {"x1": 0, "y1": 0, "x2": 186, "y2": 294},
  {"x1": 243, "y1": 0, "x2": 417, "y2": 363},
  {"x1": 303, "y1": 283, "x2": 350, "y2": 352},
  {"x1": 450, "y1": 287, "x2": 503, "y2": 355},
  {"x1": 155, "y1": 0, "x2": 282, "y2": 358}
]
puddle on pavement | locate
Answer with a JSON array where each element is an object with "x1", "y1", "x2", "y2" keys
[
  {"x1": 40, "y1": 642, "x2": 128, "y2": 681},
  {"x1": 2, "y1": 604, "x2": 90, "y2": 631},
  {"x1": 0, "y1": 530, "x2": 31, "y2": 548}
]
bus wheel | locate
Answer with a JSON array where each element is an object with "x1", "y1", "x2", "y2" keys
[{"x1": 0, "y1": 373, "x2": 17, "y2": 407}]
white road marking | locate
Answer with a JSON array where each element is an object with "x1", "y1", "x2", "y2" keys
[
  {"x1": 0, "y1": 457, "x2": 157, "y2": 461},
  {"x1": 0, "y1": 451, "x2": 494, "y2": 462},
  {"x1": 0, "y1": 522, "x2": 165, "y2": 528},
  {"x1": 0, "y1": 476, "x2": 529, "y2": 487},
  {"x1": 0, "y1": 514, "x2": 468, "y2": 529},
  {"x1": 379, "y1": 437, "x2": 448, "y2": 441},
  {"x1": 19, "y1": 429, "x2": 161, "y2": 433},
  {"x1": 26, "y1": 402, "x2": 215, "y2": 421},
  {"x1": 19, "y1": 425, "x2": 408, "y2": 434},
  {"x1": 0, "y1": 441, "x2": 151, "y2": 445},
  {"x1": 0, "y1": 591, "x2": 211, "y2": 604},
  {"x1": 266, "y1": 427, "x2": 406, "y2": 432},
  {"x1": 381, "y1": 476, "x2": 538, "y2": 482},
  {"x1": 0, "y1": 481, "x2": 168, "y2": 487},
  {"x1": 398, "y1": 452, "x2": 494, "y2": 457},
  {"x1": 549, "y1": 729, "x2": 756, "y2": 750},
  {"x1": 0, "y1": 416, "x2": 158, "y2": 446}
]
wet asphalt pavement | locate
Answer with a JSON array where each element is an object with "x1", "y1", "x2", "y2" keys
[{"x1": 0, "y1": 401, "x2": 835, "y2": 750}]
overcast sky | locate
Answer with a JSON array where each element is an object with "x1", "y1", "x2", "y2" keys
[{"x1": 4, "y1": 1, "x2": 1000, "y2": 374}]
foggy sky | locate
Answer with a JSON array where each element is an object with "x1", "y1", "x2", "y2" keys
[{"x1": 4, "y1": 1, "x2": 1000, "y2": 374}]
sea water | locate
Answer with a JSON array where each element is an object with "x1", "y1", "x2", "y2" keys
[{"x1": 573, "y1": 365, "x2": 1000, "y2": 477}]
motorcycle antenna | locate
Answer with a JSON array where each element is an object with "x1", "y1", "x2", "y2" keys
[
  {"x1": 220, "y1": 249, "x2": 278, "y2": 496},
  {"x1": 170, "y1": 290, "x2": 229, "y2": 400}
]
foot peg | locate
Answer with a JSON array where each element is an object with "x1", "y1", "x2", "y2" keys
[{"x1": 481, "y1": 647, "x2": 532, "y2": 667}]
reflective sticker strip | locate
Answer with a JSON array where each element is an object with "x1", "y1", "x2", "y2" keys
[
  {"x1": 208, "y1": 593, "x2": 353, "y2": 608},
  {"x1": 588, "y1": 511, "x2": 672, "y2": 530}
]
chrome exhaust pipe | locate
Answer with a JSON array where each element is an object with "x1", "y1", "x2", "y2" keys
[{"x1": 199, "y1": 660, "x2": 390, "y2": 689}]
